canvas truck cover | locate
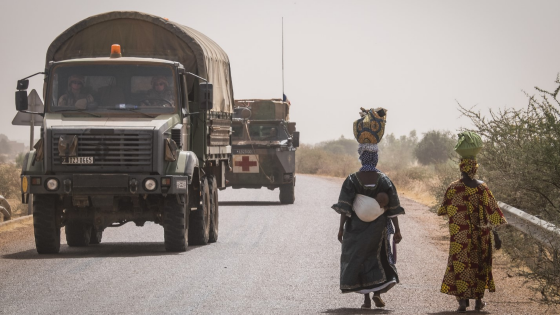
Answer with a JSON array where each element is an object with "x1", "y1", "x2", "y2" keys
[{"x1": 45, "y1": 11, "x2": 233, "y2": 113}]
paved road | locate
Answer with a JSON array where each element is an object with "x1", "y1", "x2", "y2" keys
[{"x1": 0, "y1": 175, "x2": 556, "y2": 314}]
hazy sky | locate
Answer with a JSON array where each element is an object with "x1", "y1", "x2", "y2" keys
[{"x1": 1, "y1": 0, "x2": 559, "y2": 145}]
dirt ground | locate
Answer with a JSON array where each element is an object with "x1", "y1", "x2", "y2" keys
[
  {"x1": 318, "y1": 174, "x2": 560, "y2": 314},
  {"x1": 1, "y1": 175, "x2": 559, "y2": 314}
]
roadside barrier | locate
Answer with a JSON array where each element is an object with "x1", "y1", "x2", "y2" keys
[
  {"x1": 0, "y1": 195, "x2": 11, "y2": 221},
  {"x1": 0, "y1": 215, "x2": 32, "y2": 229},
  {"x1": 498, "y1": 201, "x2": 560, "y2": 249}
]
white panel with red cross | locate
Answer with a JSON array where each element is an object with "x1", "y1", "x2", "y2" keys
[{"x1": 232, "y1": 155, "x2": 259, "y2": 173}]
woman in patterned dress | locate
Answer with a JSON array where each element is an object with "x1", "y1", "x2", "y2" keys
[
  {"x1": 438, "y1": 158, "x2": 507, "y2": 312},
  {"x1": 332, "y1": 143, "x2": 405, "y2": 309}
]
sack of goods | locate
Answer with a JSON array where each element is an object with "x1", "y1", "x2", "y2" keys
[
  {"x1": 353, "y1": 194, "x2": 384, "y2": 222},
  {"x1": 353, "y1": 107, "x2": 387, "y2": 144},
  {"x1": 454, "y1": 131, "x2": 483, "y2": 158}
]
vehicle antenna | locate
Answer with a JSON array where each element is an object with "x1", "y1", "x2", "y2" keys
[{"x1": 282, "y1": 17, "x2": 285, "y2": 102}]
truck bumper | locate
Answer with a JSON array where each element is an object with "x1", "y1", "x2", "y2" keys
[
  {"x1": 226, "y1": 172, "x2": 294, "y2": 189},
  {"x1": 21, "y1": 174, "x2": 190, "y2": 196}
]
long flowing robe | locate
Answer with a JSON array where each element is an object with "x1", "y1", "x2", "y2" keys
[
  {"x1": 332, "y1": 172, "x2": 405, "y2": 293},
  {"x1": 437, "y1": 180, "x2": 507, "y2": 299}
]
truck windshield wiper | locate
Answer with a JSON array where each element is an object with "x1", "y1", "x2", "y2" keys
[
  {"x1": 52, "y1": 109, "x2": 101, "y2": 118},
  {"x1": 105, "y1": 107, "x2": 155, "y2": 118}
]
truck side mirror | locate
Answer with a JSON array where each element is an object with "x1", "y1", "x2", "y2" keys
[
  {"x1": 199, "y1": 82, "x2": 213, "y2": 110},
  {"x1": 292, "y1": 131, "x2": 300, "y2": 148},
  {"x1": 17, "y1": 79, "x2": 29, "y2": 90},
  {"x1": 15, "y1": 79, "x2": 29, "y2": 111},
  {"x1": 15, "y1": 90, "x2": 29, "y2": 111}
]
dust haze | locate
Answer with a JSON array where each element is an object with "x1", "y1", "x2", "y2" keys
[{"x1": 1, "y1": 0, "x2": 560, "y2": 144}]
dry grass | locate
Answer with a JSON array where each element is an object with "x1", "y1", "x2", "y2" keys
[
  {"x1": 0, "y1": 163, "x2": 26, "y2": 222},
  {"x1": 394, "y1": 180, "x2": 438, "y2": 207},
  {"x1": 296, "y1": 139, "x2": 453, "y2": 208}
]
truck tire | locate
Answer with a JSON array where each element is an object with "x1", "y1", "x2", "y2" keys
[
  {"x1": 65, "y1": 221, "x2": 92, "y2": 247},
  {"x1": 90, "y1": 227, "x2": 103, "y2": 245},
  {"x1": 33, "y1": 195, "x2": 61, "y2": 254},
  {"x1": 279, "y1": 181, "x2": 295, "y2": 204},
  {"x1": 189, "y1": 176, "x2": 211, "y2": 245},
  {"x1": 163, "y1": 194, "x2": 188, "y2": 252},
  {"x1": 209, "y1": 176, "x2": 219, "y2": 243}
]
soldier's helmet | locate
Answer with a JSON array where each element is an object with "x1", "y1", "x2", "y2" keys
[
  {"x1": 151, "y1": 76, "x2": 169, "y2": 89},
  {"x1": 67, "y1": 75, "x2": 85, "y2": 90}
]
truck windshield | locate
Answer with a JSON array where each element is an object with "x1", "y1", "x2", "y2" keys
[
  {"x1": 48, "y1": 64, "x2": 178, "y2": 115},
  {"x1": 245, "y1": 123, "x2": 289, "y2": 141}
]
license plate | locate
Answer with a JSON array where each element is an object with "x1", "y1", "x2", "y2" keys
[
  {"x1": 62, "y1": 156, "x2": 94, "y2": 164},
  {"x1": 234, "y1": 149, "x2": 255, "y2": 154}
]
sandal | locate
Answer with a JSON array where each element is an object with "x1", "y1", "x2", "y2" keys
[
  {"x1": 475, "y1": 299, "x2": 486, "y2": 311},
  {"x1": 372, "y1": 295, "x2": 385, "y2": 308},
  {"x1": 361, "y1": 303, "x2": 371, "y2": 309}
]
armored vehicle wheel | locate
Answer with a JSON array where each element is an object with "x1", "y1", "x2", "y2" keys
[
  {"x1": 33, "y1": 195, "x2": 61, "y2": 254},
  {"x1": 279, "y1": 181, "x2": 295, "y2": 204},
  {"x1": 66, "y1": 221, "x2": 92, "y2": 247},
  {"x1": 209, "y1": 176, "x2": 219, "y2": 243},
  {"x1": 189, "y1": 176, "x2": 211, "y2": 245},
  {"x1": 163, "y1": 194, "x2": 188, "y2": 252},
  {"x1": 89, "y1": 227, "x2": 103, "y2": 245}
]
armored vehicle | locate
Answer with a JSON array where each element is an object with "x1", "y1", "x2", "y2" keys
[
  {"x1": 14, "y1": 12, "x2": 233, "y2": 253},
  {"x1": 226, "y1": 99, "x2": 299, "y2": 204}
]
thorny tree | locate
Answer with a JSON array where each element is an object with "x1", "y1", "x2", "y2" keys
[{"x1": 459, "y1": 76, "x2": 560, "y2": 303}]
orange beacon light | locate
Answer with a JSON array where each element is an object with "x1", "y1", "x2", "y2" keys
[{"x1": 110, "y1": 44, "x2": 122, "y2": 58}]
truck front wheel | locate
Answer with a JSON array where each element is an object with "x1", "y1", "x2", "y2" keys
[
  {"x1": 163, "y1": 194, "x2": 188, "y2": 252},
  {"x1": 33, "y1": 195, "x2": 61, "y2": 254},
  {"x1": 279, "y1": 181, "x2": 295, "y2": 204},
  {"x1": 65, "y1": 221, "x2": 92, "y2": 247},
  {"x1": 209, "y1": 176, "x2": 219, "y2": 243},
  {"x1": 189, "y1": 176, "x2": 211, "y2": 245}
]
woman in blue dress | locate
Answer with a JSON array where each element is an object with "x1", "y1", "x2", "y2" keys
[{"x1": 332, "y1": 125, "x2": 405, "y2": 309}]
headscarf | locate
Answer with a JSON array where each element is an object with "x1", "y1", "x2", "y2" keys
[
  {"x1": 358, "y1": 143, "x2": 380, "y2": 172},
  {"x1": 460, "y1": 158, "x2": 478, "y2": 180}
]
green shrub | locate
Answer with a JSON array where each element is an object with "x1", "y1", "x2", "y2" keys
[
  {"x1": 15, "y1": 152, "x2": 25, "y2": 169},
  {"x1": 415, "y1": 130, "x2": 456, "y2": 165},
  {"x1": 457, "y1": 76, "x2": 560, "y2": 303},
  {"x1": 0, "y1": 163, "x2": 20, "y2": 199},
  {"x1": 295, "y1": 142, "x2": 360, "y2": 177}
]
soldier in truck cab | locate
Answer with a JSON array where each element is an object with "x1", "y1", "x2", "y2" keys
[
  {"x1": 141, "y1": 75, "x2": 174, "y2": 107},
  {"x1": 264, "y1": 127, "x2": 278, "y2": 140},
  {"x1": 58, "y1": 75, "x2": 95, "y2": 109}
]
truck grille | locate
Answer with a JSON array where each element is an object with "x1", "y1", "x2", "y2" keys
[{"x1": 52, "y1": 131, "x2": 153, "y2": 173}]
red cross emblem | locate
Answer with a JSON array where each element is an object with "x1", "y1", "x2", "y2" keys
[{"x1": 233, "y1": 155, "x2": 258, "y2": 173}]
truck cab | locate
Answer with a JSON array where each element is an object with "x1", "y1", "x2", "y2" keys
[{"x1": 14, "y1": 12, "x2": 234, "y2": 254}]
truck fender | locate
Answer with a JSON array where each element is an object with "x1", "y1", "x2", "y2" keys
[
  {"x1": 166, "y1": 151, "x2": 199, "y2": 184},
  {"x1": 21, "y1": 150, "x2": 43, "y2": 175}
]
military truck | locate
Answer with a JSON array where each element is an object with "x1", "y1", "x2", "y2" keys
[
  {"x1": 226, "y1": 99, "x2": 299, "y2": 204},
  {"x1": 14, "y1": 12, "x2": 233, "y2": 253}
]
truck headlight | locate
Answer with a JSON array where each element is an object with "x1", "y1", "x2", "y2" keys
[
  {"x1": 46, "y1": 179, "x2": 59, "y2": 191},
  {"x1": 144, "y1": 179, "x2": 157, "y2": 191}
]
